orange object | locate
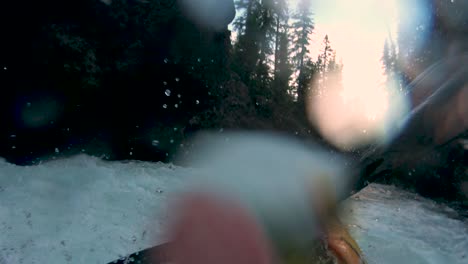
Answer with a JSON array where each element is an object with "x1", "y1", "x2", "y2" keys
[{"x1": 326, "y1": 220, "x2": 365, "y2": 264}]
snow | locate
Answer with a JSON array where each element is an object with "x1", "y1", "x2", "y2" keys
[
  {"x1": 0, "y1": 154, "x2": 467, "y2": 264},
  {"x1": 0, "y1": 155, "x2": 191, "y2": 264},
  {"x1": 342, "y1": 184, "x2": 468, "y2": 264}
]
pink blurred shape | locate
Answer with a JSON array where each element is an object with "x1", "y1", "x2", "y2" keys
[{"x1": 162, "y1": 192, "x2": 275, "y2": 264}]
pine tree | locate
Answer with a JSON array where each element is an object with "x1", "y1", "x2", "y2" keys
[
  {"x1": 317, "y1": 35, "x2": 333, "y2": 73},
  {"x1": 290, "y1": 0, "x2": 315, "y2": 108},
  {"x1": 272, "y1": 0, "x2": 290, "y2": 95},
  {"x1": 381, "y1": 38, "x2": 402, "y2": 93},
  {"x1": 232, "y1": 0, "x2": 262, "y2": 84},
  {"x1": 381, "y1": 40, "x2": 391, "y2": 75},
  {"x1": 274, "y1": 26, "x2": 293, "y2": 95},
  {"x1": 314, "y1": 35, "x2": 342, "y2": 98},
  {"x1": 231, "y1": 0, "x2": 289, "y2": 118}
]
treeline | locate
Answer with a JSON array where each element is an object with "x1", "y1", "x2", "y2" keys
[
  {"x1": 1, "y1": 0, "x2": 239, "y2": 163},
  {"x1": 229, "y1": 0, "x2": 343, "y2": 134},
  {"x1": 1, "y1": 0, "x2": 346, "y2": 164}
]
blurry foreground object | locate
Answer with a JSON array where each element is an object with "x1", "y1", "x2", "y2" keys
[
  {"x1": 355, "y1": 0, "x2": 468, "y2": 201},
  {"x1": 359, "y1": 53, "x2": 468, "y2": 201},
  {"x1": 159, "y1": 132, "x2": 366, "y2": 263},
  {"x1": 306, "y1": 69, "x2": 397, "y2": 151},
  {"x1": 389, "y1": 53, "x2": 468, "y2": 152},
  {"x1": 178, "y1": 0, "x2": 236, "y2": 31}
]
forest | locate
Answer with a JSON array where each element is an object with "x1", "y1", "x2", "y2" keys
[{"x1": 0, "y1": 0, "x2": 466, "y2": 203}]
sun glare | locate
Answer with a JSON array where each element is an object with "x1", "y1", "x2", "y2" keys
[
  {"x1": 303, "y1": 0, "x2": 406, "y2": 149},
  {"x1": 229, "y1": 0, "x2": 419, "y2": 149}
]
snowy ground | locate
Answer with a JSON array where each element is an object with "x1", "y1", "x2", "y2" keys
[
  {"x1": 342, "y1": 184, "x2": 468, "y2": 264},
  {"x1": 0, "y1": 155, "x2": 467, "y2": 264},
  {"x1": 0, "y1": 155, "x2": 190, "y2": 264}
]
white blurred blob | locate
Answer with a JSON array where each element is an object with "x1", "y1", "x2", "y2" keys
[
  {"x1": 177, "y1": 131, "x2": 352, "y2": 246},
  {"x1": 179, "y1": 0, "x2": 236, "y2": 31},
  {"x1": 307, "y1": 70, "x2": 410, "y2": 150},
  {"x1": 308, "y1": 71, "x2": 378, "y2": 150}
]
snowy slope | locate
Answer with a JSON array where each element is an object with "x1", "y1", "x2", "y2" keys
[
  {"x1": 342, "y1": 184, "x2": 468, "y2": 264},
  {"x1": 1, "y1": 155, "x2": 467, "y2": 264},
  {"x1": 0, "y1": 155, "x2": 190, "y2": 264}
]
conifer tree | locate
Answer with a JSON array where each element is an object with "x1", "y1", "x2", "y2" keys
[{"x1": 290, "y1": 0, "x2": 314, "y2": 107}]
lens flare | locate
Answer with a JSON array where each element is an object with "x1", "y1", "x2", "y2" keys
[{"x1": 302, "y1": 0, "x2": 433, "y2": 150}]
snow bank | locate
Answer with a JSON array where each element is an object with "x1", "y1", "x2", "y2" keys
[{"x1": 0, "y1": 155, "x2": 191, "y2": 264}]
